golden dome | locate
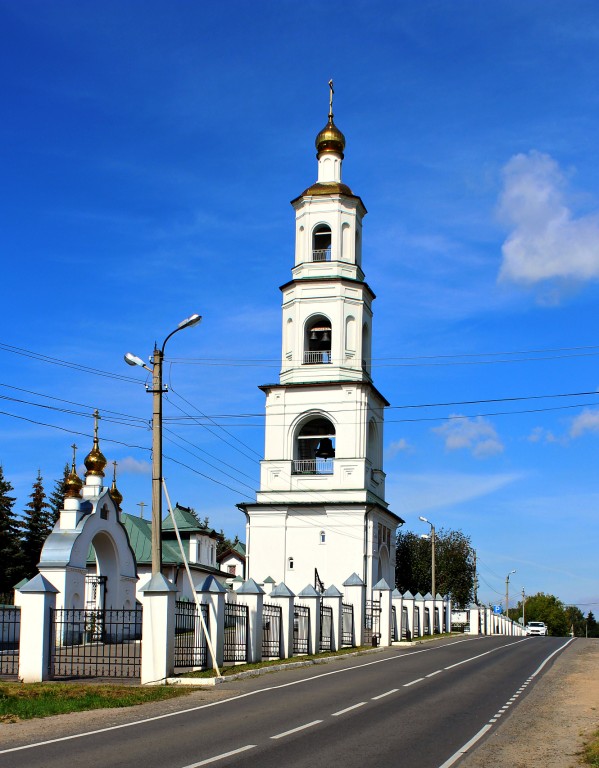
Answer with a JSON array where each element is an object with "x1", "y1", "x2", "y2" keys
[
  {"x1": 84, "y1": 410, "x2": 107, "y2": 477},
  {"x1": 109, "y1": 462, "x2": 123, "y2": 510},
  {"x1": 315, "y1": 117, "x2": 345, "y2": 156},
  {"x1": 300, "y1": 181, "x2": 354, "y2": 198},
  {"x1": 64, "y1": 448, "x2": 83, "y2": 499}
]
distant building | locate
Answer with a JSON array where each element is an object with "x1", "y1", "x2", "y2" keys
[{"x1": 217, "y1": 541, "x2": 246, "y2": 581}]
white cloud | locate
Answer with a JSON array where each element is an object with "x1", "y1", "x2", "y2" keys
[
  {"x1": 386, "y1": 438, "x2": 412, "y2": 458},
  {"x1": 386, "y1": 471, "x2": 523, "y2": 516},
  {"x1": 498, "y1": 151, "x2": 599, "y2": 288},
  {"x1": 527, "y1": 426, "x2": 558, "y2": 443},
  {"x1": 570, "y1": 408, "x2": 599, "y2": 438},
  {"x1": 118, "y1": 456, "x2": 151, "y2": 474},
  {"x1": 433, "y1": 415, "x2": 504, "y2": 458}
]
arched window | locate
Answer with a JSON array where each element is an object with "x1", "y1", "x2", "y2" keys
[
  {"x1": 319, "y1": 530, "x2": 326, "y2": 544},
  {"x1": 304, "y1": 316, "x2": 332, "y2": 364},
  {"x1": 362, "y1": 322, "x2": 371, "y2": 373},
  {"x1": 312, "y1": 224, "x2": 331, "y2": 261},
  {"x1": 288, "y1": 557, "x2": 294, "y2": 570},
  {"x1": 293, "y1": 416, "x2": 335, "y2": 475}
]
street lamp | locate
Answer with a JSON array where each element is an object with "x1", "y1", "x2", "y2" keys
[
  {"x1": 419, "y1": 515, "x2": 436, "y2": 598},
  {"x1": 125, "y1": 313, "x2": 202, "y2": 576},
  {"x1": 505, "y1": 569, "x2": 516, "y2": 618}
]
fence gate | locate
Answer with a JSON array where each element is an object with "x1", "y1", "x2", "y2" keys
[
  {"x1": 342, "y1": 602, "x2": 354, "y2": 647},
  {"x1": 174, "y1": 600, "x2": 209, "y2": 670},
  {"x1": 293, "y1": 604, "x2": 310, "y2": 654},
  {"x1": 0, "y1": 605, "x2": 20, "y2": 678},
  {"x1": 320, "y1": 604, "x2": 332, "y2": 651},
  {"x1": 364, "y1": 600, "x2": 381, "y2": 646},
  {"x1": 49, "y1": 607, "x2": 142, "y2": 680},
  {"x1": 262, "y1": 602, "x2": 282, "y2": 659},
  {"x1": 223, "y1": 601, "x2": 248, "y2": 663}
]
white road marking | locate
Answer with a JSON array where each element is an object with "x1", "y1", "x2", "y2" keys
[
  {"x1": 444, "y1": 638, "x2": 528, "y2": 670},
  {"x1": 271, "y1": 720, "x2": 322, "y2": 739},
  {"x1": 332, "y1": 702, "x2": 366, "y2": 717},
  {"x1": 372, "y1": 689, "x2": 398, "y2": 700},
  {"x1": 180, "y1": 745, "x2": 256, "y2": 767},
  {"x1": 426, "y1": 670, "x2": 442, "y2": 677},
  {"x1": 438, "y1": 724, "x2": 493, "y2": 768},
  {"x1": 404, "y1": 677, "x2": 424, "y2": 687}
]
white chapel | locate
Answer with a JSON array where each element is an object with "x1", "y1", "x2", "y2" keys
[{"x1": 239, "y1": 85, "x2": 403, "y2": 595}]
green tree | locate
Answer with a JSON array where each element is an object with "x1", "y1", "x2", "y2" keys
[
  {"x1": 395, "y1": 527, "x2": 476, "y2": 608},
  {"x1": 564, "y1": 605, "x2": 586, "y2": 637},
  {"x1": 0, "y1": 464, "x2": 24, "y2": 594},
  {"x1": 48, "y1": 462, "x2": 70, "y2": 525},
  {"x1": 21, "y1": 470, "x2": 53, "y2": 579},
  {"x1": 519, "y1": 592, "x2": 570, "y2": 636},
  {"x1": 586, "y1": 611, "x2": 598, "y2": 638}
]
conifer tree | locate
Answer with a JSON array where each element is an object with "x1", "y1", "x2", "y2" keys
[
  {"x1": 0, "y1": 464, "x2": 24, "y2": 594},
  {"x1": 49, "y1": 462, "x2": 70, "y2": 525},
  {"x1": 21, "y1": 470, "x2": 53, "y2": 579}
]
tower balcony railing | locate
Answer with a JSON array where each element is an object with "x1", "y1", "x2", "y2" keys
[
  {"x1": 304, "y1": 350, "x2": 332, "y2": 365},
  {"x1": 292, "y1": 459, "x2": 334, "y2": 475},
  {"x1": 312, "y1": 248, "x2": 331, "y2": 262}
]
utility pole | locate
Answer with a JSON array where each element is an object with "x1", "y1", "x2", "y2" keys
[
  {"x1": 505, "y1": 569, "x2": 516, "y2": 618},
  {"x1": 473, "y1": 549, "x2": 479, "y2": 605},
  {"x1": 521, "y1": 587, "x2": 526, "y2": 625}
]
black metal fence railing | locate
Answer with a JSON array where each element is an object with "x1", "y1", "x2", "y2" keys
[
  {"x1": 434, "y1": 607, "x2": 441, "y2": 634},
  {"x1": 401, "y1": 606, "x2": 410, "y2": 640},
  {"x1": 413, "y1": 608, "x2": 420, "y2": 637},
  {"x1": 49, "y1": 607, "x2": 142, "y2": 680},
  {"x1": 0, "y1": 605, "x2": 20, "y2": 677},
  {"x1": 319, "y1": 604, "x2": 332, "y2": 652},
  {"x1": 293, "y1": 604, "x2": 310, "y2": 654},
  {"x1": 424, "y1": 607, "x2": 430, "y2": 635},
  {"x1": 391, "y1": 605, "x2": 398, "y2": 641},
  {"x1": 174, "y1": 600, "x2": 209, "y2": 670},
  {"x1": 262, "y1": 603, "x2": 282, "y2": 659},
  {"x1": 223, "y1": 601, "x2": 248, "y2": 663},
  {"x1": 364, "y1": 600, "x2": 381, "y2": 646},
  {"x1": 342, "y1": 602, "x2": 354, "y2": 646}
]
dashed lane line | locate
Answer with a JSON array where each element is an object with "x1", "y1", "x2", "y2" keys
[
  {"x1": 404, "y1": 677, "x2": 424, "y2": 687},
  {"x1": 372, "y1": 689, "x2": 399, "y2": 700},
  {"x1": 332, "y1": 702, "x2": 366, "y2": 717},
  {"x1": 270, "y1": 720, "x2": 323, "y2": 739},
  {"x1": 180, "y1": 745, "x2": 257, "y2": 767}
]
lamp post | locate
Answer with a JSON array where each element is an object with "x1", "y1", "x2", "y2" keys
[
  {"x1": 125, "y1": 313, "x2": 202, "y2": 576},
  {"x1": 419, "y1": 515, "x2": 436, "y2": 598},
  {"x1": 505, "y1": 569, "x2": 516, "y2": 618}
]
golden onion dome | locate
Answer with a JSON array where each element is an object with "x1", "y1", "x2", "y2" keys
[
  {"x1": 110, "y1": 478, "x2": 123, "y2": 510},
  {"x1": 315, "y1": 117, "x2": 346, "y2": 156},
  {"x1": 64, "y1": 461, "x2": 83, "y2": 499},
  {"x1": 84, "y1": 410, "x2": 107, "y2": 477}
]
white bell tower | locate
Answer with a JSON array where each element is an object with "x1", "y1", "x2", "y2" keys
[{"x1": 240, "y1": 84, "x2": 402, "y2": 594}]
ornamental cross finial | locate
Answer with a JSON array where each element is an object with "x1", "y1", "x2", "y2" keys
[
  {"x1": 112, "y1": 460, "x2": 118, "y2": 482},
  {"x1": 71, "y1": 443, "x2": 77, "y2": 468},
  {"x1": 93, "y1": 409, "x2": 100, "y2": 441},
  {"x1": 328, "y1": 79, "x2": 334, "y2": 120}
]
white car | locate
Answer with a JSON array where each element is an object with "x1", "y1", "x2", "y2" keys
[{"x1": 526, "y1": 621, "x2": 548, "y2": 636}]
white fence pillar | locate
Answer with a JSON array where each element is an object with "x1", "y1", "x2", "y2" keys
[
  {"x1": 468, "y1": 605, "x2": 480, "y2": 635},
  {"x1": 237, "y1": 578, "x2": 265, "y2": 663},
  {"x1": 323, "y1": 585, "x2": 343, "y2": 651},
  {"x1": 198, "y1": 575, "x2": 226, "y2": 667},
  {"x1": 139, "y1": 573, "x2": 177, "y2": 685},
  {"x1": 298, "y1": 585, "x2": 321, "y2": 655},
  {"x1": 343, "y1": 573, "x2": 366, "y2": 646},
  {"x1": 18, "y1": 574, "x2": 58, "y2": 682},
  {"x1": 269, "y1": 582, "x2": 295, "y2": 659}
]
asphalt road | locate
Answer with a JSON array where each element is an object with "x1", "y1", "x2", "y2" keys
[{"x1": 0, "y1": 636, "x2": 572, "y2": 768}]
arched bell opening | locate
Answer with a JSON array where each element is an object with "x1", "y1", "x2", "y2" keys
[
  {"x1": 293, "y1": 416, "x2": 335, "y2": 475},
  {"x1": 312, "y1": 224, "x2": 332, "y2": 262},
  {"x1": 304, "y1": 315, "x2": 332, "y2": 365}
]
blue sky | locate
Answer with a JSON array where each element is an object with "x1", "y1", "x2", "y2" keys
[{"x1": 1, "y1": 1, "x2": 598, "y2": 613}]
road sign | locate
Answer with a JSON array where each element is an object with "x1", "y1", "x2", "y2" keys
[{"x1": 492, "y1": 605, "x2": 503, "y2": 614}]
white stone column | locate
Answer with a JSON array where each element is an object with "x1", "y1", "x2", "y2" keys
[
  {"x1": 373, "y1": 579, "x2": 392, "y2": 647},
  {"x1": 468, "y1": 605, "x2": 480, "y2": 635},
  {"x1": 139, "y1": 573, "x2": 177, "y2": 685},
  {"x1": 18, "y1": 574, "x2": 58, "y2": 683},
  {"x1": 323, "y1": 585, "x2": 343, "y2": 651},
  {"x1": 237, "y1": 578, "x2": 265, "y2": 663},
  {"x1": 298, "y1": 585, "x2": 321, "y2": 655},
  {"x1": 343, "y1": 573, "x2": 365, "y2": 646},
  {"x1": 198, "y1": 575, "x2": 226, "y2": 668},
  {"x1": 269, "y1": 583, "x2": 295, "y2": 659}
]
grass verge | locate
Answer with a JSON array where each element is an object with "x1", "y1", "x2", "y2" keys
[
  {"x1": 582, "y1": 729, "x2": 599, "y2": 767},
  {"x1": 180, "y1": 645, "x2": 378, "y2": 678},
  {"x1": 0, "y1": 682, "x2": 191, "y2": 723}
]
